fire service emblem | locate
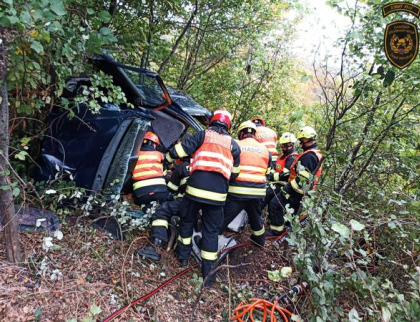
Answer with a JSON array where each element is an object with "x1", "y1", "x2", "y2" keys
[{"x1": 384, "y1": 21, "x2": 418, "y2": 69}]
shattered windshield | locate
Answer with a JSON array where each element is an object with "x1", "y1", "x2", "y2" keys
[{"x1": 123, "y1": 68, "x2": 167, "y2": 107}]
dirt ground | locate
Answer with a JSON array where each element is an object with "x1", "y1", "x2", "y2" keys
[{"x1": 0, "y1": 216, "x2": 307, "y2": 321}]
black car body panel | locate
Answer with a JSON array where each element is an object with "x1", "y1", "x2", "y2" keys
[{"x1": 37, "y1": 55, "x2": 210, "y2": 195}]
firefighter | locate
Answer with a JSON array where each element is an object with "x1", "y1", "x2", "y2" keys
[
  {"x1": 136, "y1": 157, "x2": 190, "y2": 261},
  {"x1": 261, "y1": 132, "x2": 298, "y2": 210},
  {"x1": 132, "y1": 131, "x2": 168, "y2": 207},
  {"x1": 251, "y1": 117, "x2": 278, "y2": 168},
  {"x1": 166, "y1": 109, "x2": 241, "y2": 287},
  {"x1": 219, "y1": 121, "x2": 271, "y2": 247},
  {"x1": 268, "y1": 126, "x2": 323, "y2": 235}
]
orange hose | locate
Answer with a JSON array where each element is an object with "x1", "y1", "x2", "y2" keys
[{"x1": 231, "y1": 298, "x2": 293, "y2": 322}]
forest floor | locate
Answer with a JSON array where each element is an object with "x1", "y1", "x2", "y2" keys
[{"x1": 0, "y1": 214, "x2": 308, "y2": 322}]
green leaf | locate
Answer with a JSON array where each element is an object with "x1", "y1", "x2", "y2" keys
[
  {"x1": 40, "y1": 30, "x2": 51, "y2": 42},
  {"x1": 81, "y1": 317, "x2": 94, "y2": 322},
  {"x1": 4, "y1": 0, "x2": 13, "y2": 5},
  {"x1": 90, "y1": 304, "x2": 102, "y2": 316},
  {"x1": 15, "y1": 151, "x2": 28, "y2": 160},
  {"x1": 99, "y1": 27, "x2": 112, "y2": 36},
  {"x1": 267, "y1": 270, "x2": 280, "y2": 282},
  {"x1": 39, "y1": 0, "x2": 49, "y2": 8},
  {"x1": 0, "y1": 16, "x2": 11, "y2": 28},
  {"x1": 383, "y1": 70, "x2": 395, "y2": 87},
  {"x1": 381, "y1": 306, "x2": 391, "y2": 322},
  {"x1": 331, "y1": 222, "x2": 350, "y2": 238},
  {"x1": 350, "y1": 219, "x2": 365, "y2": 231},
  {"x1": 33, "y1": 9, "x2": 44, "y2": 21},
  {"x1": 19, "y1": 11, "x2": 31, "y2": 24},
  {"x1": 98, "y1": 11, "x2": 112, "y2": 23},
  {"x1": 30, "y1": 41, "x2": 43, "y2": 54},
  {"x1": 12, "y1": 187, "x2": 20, "y2": 197},
  {"x1": 87, "y1": 8, "x2": 95, "y2": 15},
  {"x1": 34, "y1": 307, "x2": 42, "y2": 318},
  {"x1": 348, "y1": 308, "x2": 362, "y2": 321},
  {"x1": 50, "y1": 2, "x2": 67, "y2": 16}
]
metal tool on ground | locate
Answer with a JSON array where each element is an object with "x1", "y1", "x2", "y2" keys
[{"x1": 274, "y1": 281, "x2": 309, "y2": 303}]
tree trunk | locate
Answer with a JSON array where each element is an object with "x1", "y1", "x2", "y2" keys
[{"x1": 0, "y1": 29, "x2": 23, "y2": 264}]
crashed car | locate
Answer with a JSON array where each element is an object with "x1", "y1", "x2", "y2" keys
[{"x1": 37, "y1": 54, "x2": 211, "y2": 197}]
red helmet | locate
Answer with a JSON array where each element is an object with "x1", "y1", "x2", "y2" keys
[
  {"x1": 209, "y1": 109, "x2": 232, "y2": 129},
  {"x1": 144, "y1": 131, "x2": 160, "y2": 145},
  {"x1": 250, "y1": 117, "x2": 266, "y2": 127}
]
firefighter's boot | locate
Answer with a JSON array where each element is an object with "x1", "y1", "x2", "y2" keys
[
  {"x1": 251, "y1": 234, "x2": 265, "y2": 247},
  {"x1": 136, "y1": 238, "x2": 163, "y2": 261},
  {"x1": 202, "y1": 262, "x2": 216, "y2": 288}
]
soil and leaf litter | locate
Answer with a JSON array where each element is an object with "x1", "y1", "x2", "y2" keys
[{"x1": 0, "y1": 213, "x2": 306, "y2": 321}]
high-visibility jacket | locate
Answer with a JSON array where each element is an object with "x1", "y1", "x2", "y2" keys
[
  {"x1": 168, "y1": 126, "x2": 241, "y2": 205},
  {"x1": 190, "y1": 130, "x2": 234, "y2": 180},
  {"x1": 132, "y1": 150, "x2": 166, "y2": 191},
  {"x1": 272, "y1": 151, "x2": 298, "y2": 182},
  {"x1": 289, "y1": 148, "x2": 323, "y2": 194},
  {"x1": 276, "y1": 151, "x2": 298, "y2": 172},
  {"x1": 229, "y1": 138, "x2": 270, "y2": 199},
  {"x1": 255, "y1": 126, "x2": 278, "y2": 161}
]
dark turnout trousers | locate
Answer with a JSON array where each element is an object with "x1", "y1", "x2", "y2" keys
[
  {"x1": 220, "y1": 196, "x2": 265, "y2": 246},
  {"x1": 150, "y1": 198, "x2": 183, "y2": 243},
  {"x1": 176, "y1": 197, "x2": 223, "y2": 279}
]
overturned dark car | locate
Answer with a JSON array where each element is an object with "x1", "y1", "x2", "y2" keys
[{"x1": 37, "y1": 54, "x2": 211, "y2": 197}]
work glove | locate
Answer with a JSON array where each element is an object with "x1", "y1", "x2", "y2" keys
[
  {"x1": 281, "y1": 184, "x2": 293, "y2": 200},
  {"x1": 281, "y1": 188, "x2": 290, "y2": 200}
]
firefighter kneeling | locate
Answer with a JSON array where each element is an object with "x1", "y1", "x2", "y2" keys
[
  {"x1": 219, "y1": 121, "x2": 271, "y2": 247},
  {"x1": 166, "y1": 109, "x2": 241, "y2": 287}
]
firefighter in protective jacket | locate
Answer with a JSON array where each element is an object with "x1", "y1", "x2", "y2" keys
[
  {"x1": 132, "y1": 132, "x2": 168, "y2": 206},
  {"x1": 166, "y1": 109, "x2": 241, "y2": 287},
  {"x1": 251, "y1": 117, "x2": 278, "y2": 167},
  {"x1": 136, "y1": 158, "x2": 190, "y2": 261},
  {"x1": 219, "y1": 121, "x2": 271, "y2": 247},
  {"x1": 268, "y1": 126, "x2": 323, "y2": 234},
  {"x1": 262, "y1": 132, "x2": 298, "y2": 210}
]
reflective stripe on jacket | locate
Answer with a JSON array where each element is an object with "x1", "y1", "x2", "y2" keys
[
  {"x1": 255, "y1": 126, "x2": 278, "y2": 160},
  {"x1": 273, "y1": 151, "x2": 298, "y2": 182},
  {"x1": 132, "y1": 151, "x2": 166, "y2": 190},
  {"x1": 228, "y1": 138, "x2": 270, "y2": 198},
  {"x1": 289, "y1": 148, "x2": 323, "y2": 193},
  {"x1": 190, "y1": 130, "x2": 234, "y2": 180},
  {"x1": 276, "y1": 151, "x2": 298, "y2": 173}
]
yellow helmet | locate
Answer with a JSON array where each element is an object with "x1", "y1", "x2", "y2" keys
[
  {"x1": 279, "y1": 132, "x2": 297, "y2": 144},
  {"x1": 297, "y1": 126, "x2": 317, "y2": 140},
  {"x1": 238, "y1": 121, "x2": 257, "y2": 135}
]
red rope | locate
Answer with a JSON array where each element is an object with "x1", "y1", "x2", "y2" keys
[{"x1": 102, "y1": 231, "x2": 291, "y2": 321}]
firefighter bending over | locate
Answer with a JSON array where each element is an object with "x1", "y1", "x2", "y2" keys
[
  {"x1": 132, "y1": 132, "x2": 168, "y2": 207},
  {"x1": 136, "y1": 157, "x2": 190, "y2": 261},
  {"x1": 219, "y1": 121, "x2": 271, "y2": 247},
  {"x1": 268, "y1": 126, "x2": 322, "y2": 235},
  {"x1": 251, "y1": 116, "x2": 278, "y2": 168},
  {"x1": 166, "y1": 109, "x2": 241, "y2": 287}
]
